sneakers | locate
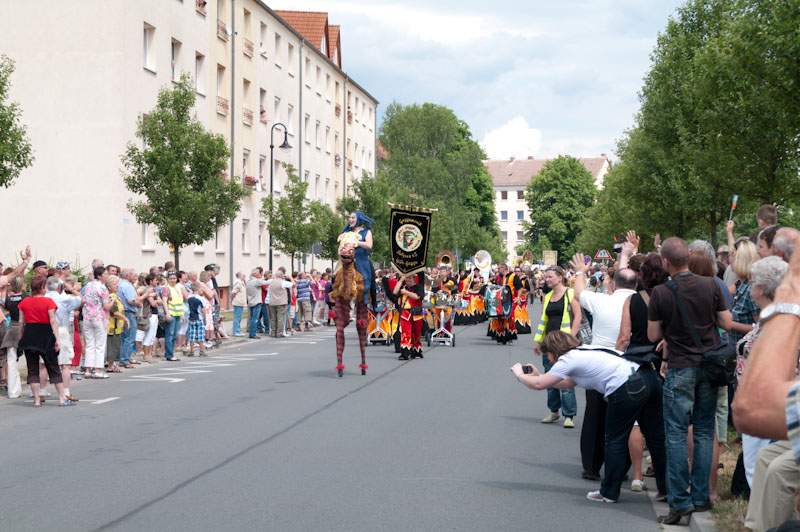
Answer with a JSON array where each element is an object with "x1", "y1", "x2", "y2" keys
[
  {"x1": 541, "y1": 412, "x2": 560, "y2": 424},
  {"x1": 631, "y1": 479, "x2": 646, "y2": 492},
  {"x1": 586, "y1": 491, "x2": 616, "y2": 503},
  {"x1": 563, "y1": 417, "x2": 575, "y2": 429}
]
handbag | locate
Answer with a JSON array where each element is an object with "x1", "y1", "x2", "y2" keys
[
  {"x1": 566, "y1": 290, "x2": 592, "y2": 344},
  {"x1": 666, "y1": 279, "x2": 736, "y2": 387}
]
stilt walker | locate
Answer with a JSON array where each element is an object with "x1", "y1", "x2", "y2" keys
[{"x1": 329, "y1": 233, "x2": 369, "y2": 377}]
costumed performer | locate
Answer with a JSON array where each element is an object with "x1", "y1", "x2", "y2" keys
[
  {"x1": 393, "y1": 272, "x2": 424, "y2": 360},
  {"x1": 329, "y1": 232, "x2": 368, "y2": 377},
  {"x1": 343, "y1": 211, "x2": 375, "y2": 308}
]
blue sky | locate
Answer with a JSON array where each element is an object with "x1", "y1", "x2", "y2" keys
[{"x1": 271, "y1": 0, "x2": 685, "y2": 159}]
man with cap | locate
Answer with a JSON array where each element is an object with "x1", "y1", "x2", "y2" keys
[{"x1": 31, "y1": 260, "x2": 48, "y2": 277}]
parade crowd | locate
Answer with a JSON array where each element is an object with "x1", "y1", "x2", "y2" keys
[{"x1": 3, "y1": 205, "x2": 800, "y2": 530}]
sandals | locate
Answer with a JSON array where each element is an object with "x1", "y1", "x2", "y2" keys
[
  {"x1": 66, "y1": 395, "x2": 79, "y2": 402},
  {"x1": 59, "y1": 399, "x2": 77, "y2": 407}
]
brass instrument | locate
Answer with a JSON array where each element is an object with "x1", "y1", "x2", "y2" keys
[{"x1": 434, "y1": 249, "x2": 456, "y2": 269}]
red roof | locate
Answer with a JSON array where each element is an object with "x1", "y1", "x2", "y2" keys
[
  {"x1": 275, "y1": 10, "x2": 329, "y2": 55},
  {"x1": 327, "y1": 25, "x2": 341, "y2": 66},
  {"x1": 485, "y1": 156, "x2": 610, "y2": 187}
]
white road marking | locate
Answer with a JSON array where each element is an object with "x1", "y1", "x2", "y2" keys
[{"x1": 91, "y1": 397, "x2": 120, "y2": 405}]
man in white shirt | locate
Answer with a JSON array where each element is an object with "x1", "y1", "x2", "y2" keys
[{"x1": 569, "y1": 245, "x2": 639, "y2": 482}]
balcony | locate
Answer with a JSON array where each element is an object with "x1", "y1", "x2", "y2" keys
[
  {"x1": 195, "y1": 0, "x2": 207, "y2": 15},
  {"x1": 244, "y1": 175, "x2": 258, "y2": 187},
  {"x1": 242, "y1": 107, "x2": 254, "y2": 126},
  {"x1": 334, "y1": 154, "x2": 342, "y2": 167},
  {"x1": 335, "y1": 104, "x2": 341, "y2": 118},
  {"x1": 216, "y1": 96, "x2": 229, "y2": 116},
  {"x1": 347, "y1": 110, "x2": 353, "y2": 124},
  {"x1": 259, "y1": 108, "x2": 268, "y2": 124},
  {"x1": 243, "y1": 38, "x2": 254, "y2": 58},
  {"x1": 217, "y1": 19, "x2": 228, "y2": 41}
]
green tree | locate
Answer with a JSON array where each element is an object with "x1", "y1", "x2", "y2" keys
[
  {"x1": 122, "y1": 75, "x2": 245, "y2": 270},
  {"x1": 523, "y1": 156, "x2": 596, "y2": 260},
  {"x1": 0, "y1": 55, "x2": 33, "y2": 187},
  {"x1": 261, "y1": 166, "x2": 320, "y2": 271},
  {"x1": 309, "y1": 201, "x2": 344, "y2": 262}
]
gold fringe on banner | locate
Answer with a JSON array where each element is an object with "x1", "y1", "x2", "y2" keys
[{"x1": 387, "y1": 203, "x2": 438, "y2": 214}]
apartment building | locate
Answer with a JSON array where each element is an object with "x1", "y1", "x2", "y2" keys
[
  {"x1": 0, "y1": 0, "x2": 377, "y2": 294},
  {"x1": 485, "y1": 156, "x2": 611, "y2": 260}
]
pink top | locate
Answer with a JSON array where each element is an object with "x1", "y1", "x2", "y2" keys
[{"x1": 83, "y1": 280, "x2": 110, "y2": 323}]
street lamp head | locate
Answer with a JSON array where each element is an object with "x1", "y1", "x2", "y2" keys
[{"x1": 280, "y1": 130, "x2": 291, "y2": 150}]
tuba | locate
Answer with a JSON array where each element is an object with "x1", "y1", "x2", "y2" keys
[
  {"x1": 435, "y1": 249, "x2": 456, "y2": 270},
  {"x1": 474, "y1": 250, "x2": 492, "y2": 271}
]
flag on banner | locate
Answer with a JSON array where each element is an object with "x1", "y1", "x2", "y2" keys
[{"x1": 389, "y1": 203, "x2": 436, "y2": 275}]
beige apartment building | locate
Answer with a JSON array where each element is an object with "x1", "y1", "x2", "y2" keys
[
  {"x1": 485, "y1": 156, "x2": 611, "y2": 260},
  {"x1": 0, "y1": 0, "x2": 377, "y2": 293}
]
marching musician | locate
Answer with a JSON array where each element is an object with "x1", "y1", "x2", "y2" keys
[{"x1": 393, "y1": 272, "x2": 424, "y2": 360}]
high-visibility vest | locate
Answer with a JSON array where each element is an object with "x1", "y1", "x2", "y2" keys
[
  {"x1": 167, "y1": 285, "x2": 184, "y2": 317},
  {"x1": 534, "y1": 288, "x2": 573, "y2": 343}
]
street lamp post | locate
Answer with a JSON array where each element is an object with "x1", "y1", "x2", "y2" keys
[{"x1": 269, "y1": 122, "x2": 291, "y2": 271}]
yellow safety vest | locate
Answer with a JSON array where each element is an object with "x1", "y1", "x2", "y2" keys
[
  {"x1": 534, "y1": 288, "x2": 573, "y2": 343},
  {"x1": 167, "y1": 285, "x2": 184, "y2": 317}
]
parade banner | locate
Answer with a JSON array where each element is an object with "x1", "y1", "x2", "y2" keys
[
  {"x1": 389, "y1": 203, "x2": 435, "y2": 275},
  {"x1": 542, "y1": 250, "x2": 558, "y2": 267}
]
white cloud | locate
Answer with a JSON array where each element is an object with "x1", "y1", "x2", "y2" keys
[{"x1": 481, "y1": 117, "x2": 542, "y2": 160}]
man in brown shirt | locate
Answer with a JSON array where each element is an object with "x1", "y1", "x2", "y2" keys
[{"x1": 647, "y1": 237, "x2": 732, "y2": 525}]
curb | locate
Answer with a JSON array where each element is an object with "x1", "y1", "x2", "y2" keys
[{"x1": 645, "y1": 478, "x2": 717, "y2": 531}]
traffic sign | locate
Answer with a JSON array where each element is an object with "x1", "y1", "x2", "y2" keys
[{"x1": 594, "y1": 249, "x2": 612, "y2": 261}]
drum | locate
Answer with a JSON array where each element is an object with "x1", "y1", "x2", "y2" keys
[{"x1": 484, "y1": 284, "x2": 500, "y2": 318}]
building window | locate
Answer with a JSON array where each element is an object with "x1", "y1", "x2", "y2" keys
[
  {"x1": 304, "y1": 57, "x2": 311, "y2": 86},
  {"x1": 258, "y1": 155, "x2": 266, "y2": 189},
  {"x1": 272, "y1": 160, "x2": 281, "y2": 190},
  {"x1": 303, "y1": 170, "x2": 309, "y2": 182},
  {"x1": 242, "y1": 148, "x2": 250, "y2": 180},
  {"x1": 287, "y1": 43, "x2": 295, "y2": 73},
  {"x1": 315, "y1": 121, "x2": 320, "y2": 149},
  {"x1": 241, "y1": 218, "x2": 250, "y2": 254},
  {"x1": 259, "y1": 88, "x2": 267, "y2": 123},
  {"x1": 516, "y1": 210, "x2": 524, "y2": 221},
  {"x1": 355, "y1": 96, "x2": 360, "y2": 121},
  {"x1": 517, "y1": 190, "x2": 524, "y2": 200},
  {"x1": 500, "y1": 190, "x2": 507, "y2": 200},
  {"x1": 334, "y1": 132, "x2": 340, "y2": 154},
  {"x1": 315, "y1": 66, "x2": 321, "y2": 93},
  {"x1": 326, "y1": 74, "x2": 331, "y2": 100},
  {"x1": 243, "y1": 9, "x2": 251, "y2": 38},
  {"x1": 143, "y1": 23, "x2": 156, "y2": 72},
  {"x1": 242, "y1": 78, "x2": 250, "y2": 104},
  {"x1": 194, "y1": 52, "x2": 205, "y2": 94},
  {"x1": 274, "y1": 33, "x2": 282, "y2": 66},
  {"x1": 500, "y1": 210, "x2": 508, "y2": 221},
  {"x1": 258, "y1": 221, "x2": 266, "y2": 255},
  {"x1": 516, "y1": 231, "x2": 524, "y2": 242},
  {"x1": 304, "y1": 114, "x2": 310, "y2": 143},
  {"x1": 325, "y1": 127, "x2": 331, "y2": 153},
  {"x1": 259, "y1": 22, "x2": 268, "y2": 56},
  {"x1": 273, "y1": 96, "x2": 280, "y2": 123},
  {"x1": 287, "y1": 104, "x2": 294, "y2": 134},
  {"x1": 315, "y1": 174, "x2": 321, "y2": 199},
  {"x1": 214, "y1": 227, "x2": 221, "y2": 251},
  {"x1": 141, "y1": 223, "x2": 151, "y2": 249},
  {"x1": 335, "y1": 81, "x2": 341, "y2": 102},
  {"x1": 170, "y1": 39, "x2": 181, "y2": 81},
  {"x1": 501, "y1": 231, "x2": 508, "y2": 242}
]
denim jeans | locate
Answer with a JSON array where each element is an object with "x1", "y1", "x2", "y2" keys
[
  {"x1": 542, "y1": 355, "x2": 577, "y2": 417},
  {"x1": 232, "y1": 306, "x2": 244, "y2": 335},
  {"x1": 260, "y1": 304, "x2": 270, "y2": 334},
  {"x1": 164, "y1": 317, "x2": 181, "y2": 360},
  {"x1": 119, "y1": 310, "x2": 138, "y2": 364},
  {"x1": 663, "y1": 366, "x2": 718, "y2": 511},
  {"x1": 248, "y1": 304, "x2": 262, "y2": 338},
  {"x1": 601, "y1": 367, "x2": 667, "y2": 500}
]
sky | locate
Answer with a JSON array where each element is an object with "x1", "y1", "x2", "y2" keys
[{"x1": 270, "y1": 0, "x2": 685, "y2": 160}]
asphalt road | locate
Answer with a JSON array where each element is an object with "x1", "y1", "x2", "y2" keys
[{"x1": 0, "y1": 315, "x2": 659, "y2": 532}]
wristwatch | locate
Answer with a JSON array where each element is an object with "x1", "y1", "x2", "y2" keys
[{"x1": 759, "y1": 302, "x2": 800, "y2": 323}]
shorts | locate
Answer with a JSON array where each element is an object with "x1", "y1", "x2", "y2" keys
[
  {"x1": 179, "y1": 316, "x2": 189, "y2": 336},
  {"x1": 187, "y1": 319, "x2": 205, "y2": 343},
  {"x1": 57, "y1": 326, "x2": 74, "y2": 365}
]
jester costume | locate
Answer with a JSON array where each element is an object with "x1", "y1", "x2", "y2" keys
[
  {"x1": 508, "y1": 272, "x2": 532, "y2": 335},
  {"x1": 486, "y1": 269, "x2": 517, "y2": 344},
  {"x1": 329, "y1": 234, "x2": 368, "y2": 377},
  {"x1": 397, "y1": 273, "x2": 424, "y2": 360},
  {"x1": 342, "y1": 211, "x2": 375, "y2": 308}
]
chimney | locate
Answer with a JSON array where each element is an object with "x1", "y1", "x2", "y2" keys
[
  {"x1": 601, "y1": 153, "x2": 607, "y2": 158},
  {"x1": 509, "y1": 156, "x2": 515, "y2": 161},
  {"x1": 527, "y1": 156, "x2": 533, "y2": 160}
]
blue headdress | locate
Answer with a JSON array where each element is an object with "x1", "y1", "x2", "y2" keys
[{"x1": 342, "y1": 210, "x2": 374, "y2": 233}]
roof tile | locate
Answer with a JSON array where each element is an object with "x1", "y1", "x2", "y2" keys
[{"x1": 485, "y1": 156, "x2": 610, "y2": 187}]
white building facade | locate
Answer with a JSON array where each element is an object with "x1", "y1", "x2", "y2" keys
[
  {"x1": 485, "y1": 156, "x2": 611, "y2": 260},
  {"x1": 0, "y1": 0, "x2": 377, "y2": 298}
]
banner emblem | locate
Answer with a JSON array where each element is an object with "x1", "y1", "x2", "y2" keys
[{"x1": 389, "y1": 204, "x2": 436, "y2": 275}]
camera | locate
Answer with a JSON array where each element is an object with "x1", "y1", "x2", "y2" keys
[{"x1": 522, "y1": 365, "x2": 534, "y2": 374}]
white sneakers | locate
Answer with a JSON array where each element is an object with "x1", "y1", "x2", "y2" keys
[
  {"x1": 587, "y1": 491, "x2": 616, "y2": 503},
  {"x1": 541, "y1": 412, "x2": 560, "y2": 424},
  {"x1": 631, "y1": 479, "x2": 646, "y2": 492},
  {"x1": 563, "y1": 417, "x2": 575, "y2": 429}
]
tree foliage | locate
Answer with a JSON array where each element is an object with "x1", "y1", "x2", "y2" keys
[
  {"x1": 577, "y1": 0, "x2": 800, "y2": 248},
  {"x1": 0, "y1": 55, "x2": 33, "y2": 187},
  {"x1": 523, "y1": 156, "x2": 596, "y2": 261},
  {"x1": 122, "y1": 75, "x2": 245, "y2": 269},
  {"x1": 345, "y1": 102, "x2": 505, "y2": 267},
  {"x1": 261, "y1": 166, "x2": 322, "y2": 270}
]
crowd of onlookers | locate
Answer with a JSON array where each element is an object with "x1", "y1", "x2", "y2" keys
[
  {"x1": 0, "y1": 257, "x2": 345, "y2": 403},
  {"x1": 513, "y1": 204, "x2": 800, "y2": 529}
]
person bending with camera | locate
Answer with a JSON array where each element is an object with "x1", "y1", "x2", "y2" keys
[{"x1": 511, "y1": 330, "x2": 667, "y2": 504}]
